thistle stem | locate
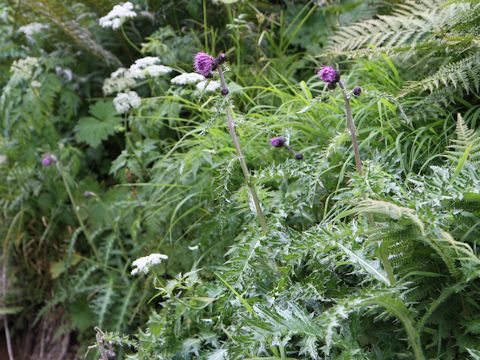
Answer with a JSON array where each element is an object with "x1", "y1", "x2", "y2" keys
[
  {"x1": 338, "y1": 80, "x2": 362, "y2": 175},
  {"x1": 338, "y1": 80, "x2": 395, "y2": 285},
  {"x1": 217, "y1": 66, "x2": 268, "y2": 231}
]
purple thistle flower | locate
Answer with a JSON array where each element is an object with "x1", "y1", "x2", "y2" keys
[
  {"x1": 317, "y1": 66, "x2": 340, "y2": 84},
  {"x1": 194, "y1": 52, "x2": 215, "y2": 77},
  {"x1": 270, "y1": 136, "x2": 286, "y2": 148},
  {"x1": 353, "y1": 86, "x2": 362, "y2": 96},
  {"x1": 41, "y1": 153, "x2": 57, "y2": 167}
]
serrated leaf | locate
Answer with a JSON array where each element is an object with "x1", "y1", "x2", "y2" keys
[
  {"x1": 338, "y1": 243, "x2": 391, "y2": 286},
  {"x1": 207, "y1": 349, "x2": 227, "y2": 360}
]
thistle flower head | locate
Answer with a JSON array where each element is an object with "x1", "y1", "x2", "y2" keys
[
  {"x1": 270, "y1": 136, "x2": 286, "y2": 148},
  {"x1": 317, "y1": 66, "x2": 340, "y2": 84},
  {"x1": 194, "y1": 52, "x2": 215, "y2": 77},
  {"x1": 353, "y1": 86, "x2": 362, "y2": 96},
  {"x1": 41, "y1": 153, "x2": 57, "y2": 167}
]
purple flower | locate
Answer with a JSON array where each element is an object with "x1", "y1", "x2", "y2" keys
[
  {"x1": 194, "y1": 52, "x2": 215, "y2": 77},
  {"x1": 41, "y1": 153, "x2": 57, "y2": 167},
  {"x1": 294, "y1": 153, "x2": 304, "y2": 160},
  {"x1": 270, "y1": 136, "x2": 286, "y2": 148},
  {"x1": 353, "y1": 86, "x2": 362, "y2": 96},
  {"x1": 317, "y1": 66, "x2": 340, "y2": 84},
  {"x1": 83, "y1": 191, "x2": 95, "y2": 198}
]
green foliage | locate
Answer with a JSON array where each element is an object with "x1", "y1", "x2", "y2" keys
[
  {"x1": 2, "y1": 0, "x2": 480, "y2": 359},
  {"x1": 75, "y1": 101, "x2": 122, "y2": 147},
  {"x1": 328, "y1": 0, "x2": 480, "y2": 103}
]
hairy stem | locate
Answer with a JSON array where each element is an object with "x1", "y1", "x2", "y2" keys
[
  {"x1": 338, "y1": 80, "x2": 362, "y2": 175},
  {"x1": 217, "y1": 66, "x2": 268, "y2": 231},
  {"x1": 339, "y1": 80, "x2": 395, "y2": 284}
]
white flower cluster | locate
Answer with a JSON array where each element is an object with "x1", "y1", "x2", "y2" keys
[
  {"x1": 10, "y1": 57, "x2": 40, "y2": 80},
  {"x1": 103, "y1": 58, "x2": 173, "y2": 96},
  {"x1": 103, "y1": 67, "x2": 136, "y2": 95},
  {"x1": 129, "y1": 57, "x2": 172, "y2": 79},
  {"x1": 18, "y1": 23, "x2": 48, "y2": 38},
  {"x1": 99, "y1": 2, "x2": 137, "y2": 30},
  {"x1": 113, "y1": 91, "x2": 141, "y2": 114},
  {"x1": 171, "y1": 72, "x2": 205, "y2": 85},
  {"x1": 131, "y1": 253, "x2": 168, "y2": 275},
  {"x1": 196, "y1": 80, "x2": 221, "y2": 93}
]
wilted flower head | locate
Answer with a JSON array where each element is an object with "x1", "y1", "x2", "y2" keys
[
  {"x1": 194, "y1": 52, "x2": 216, "y2": 77},
  {"x1": 83, "y1": 191, "x2": 95, "y2": 198},
  {"x1": 113, "y1": 91, "x2": 141, "y2": 114},
  {"x1": 270, "y1": 136, "x2": 286, "y2": 148},
  {"x1": 99, "y1": 2, "x2": 137, "y2": 30},
  {"x1": 55, "y1": 67, "x2": 73, "y2": 82},
  {"x1": 131, "y1": 253, "x2": 168, "y2": 275},
  {"x1": 317, "y1": 66, "x2": 340, "y2": 84},
  {"x1": 41, "y1": 153, "x2": 57, "y2": 167},
  {"x1": 353, "y1": 86, "x2": 362, "y2": 96}
]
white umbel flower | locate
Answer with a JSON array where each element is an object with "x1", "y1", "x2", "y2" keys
[
  {"x1": 103, "y1": 67, "x2": 136, "y2": 95},
  {"x1": 171, "y1": 72, "x2": 205, "y2": 85},
  {"x1": 99, "y1": 2, "x2": 137, "y2": 30},
  {"x1": 131, "y1": 253, "x2": 168, "y2": 275},
  {"x1": 10, "y1": 57, "x2": 40, "y2": 80},
  {"x1": 113, "y1": 91, "x2": 141, "y2": 114},
  {"x1": 196, "y1": 80, "x2": 221, "y2": 93},
  {"x1": 129, "y1": 57, "x2": 172, "y2": 79},
  {"x1": 18, "y1": 23, "x2": 48, "y2": 38}
]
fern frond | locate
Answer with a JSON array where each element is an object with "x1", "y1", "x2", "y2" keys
[
  {"x1": 401, "y1": 54, "x2": 480, "y2": 96},
  {"x1": 23, "y1": 1, "x2": 121, "y2": 67},
  {"x1": 445, "y1": 114, "x2": 480, "y2": 173}
]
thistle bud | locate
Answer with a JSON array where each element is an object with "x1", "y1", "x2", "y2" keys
[
  {"x1": 353, "y1": 86, "x2": 362, "y2": 96},
  {"x1": 294, "y1": 153, "x2": 304, "y2": 160}
]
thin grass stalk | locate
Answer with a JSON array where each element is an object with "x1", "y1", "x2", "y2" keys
[{"x1": 217, "y1": 66, "x2": 268, "y2": 231}]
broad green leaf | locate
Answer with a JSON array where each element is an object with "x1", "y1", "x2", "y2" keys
[{"x1": 75, "y1": 101, "x2": 121, "y2": 147}]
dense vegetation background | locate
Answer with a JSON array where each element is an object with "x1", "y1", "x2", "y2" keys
[{"x1": 1, "y1": 0, "x2": 480, "y2": 359}]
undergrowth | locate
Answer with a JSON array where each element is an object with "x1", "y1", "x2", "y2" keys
[{"x1": 1, "y1": 0, "x2": 480, "y2": 359}]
